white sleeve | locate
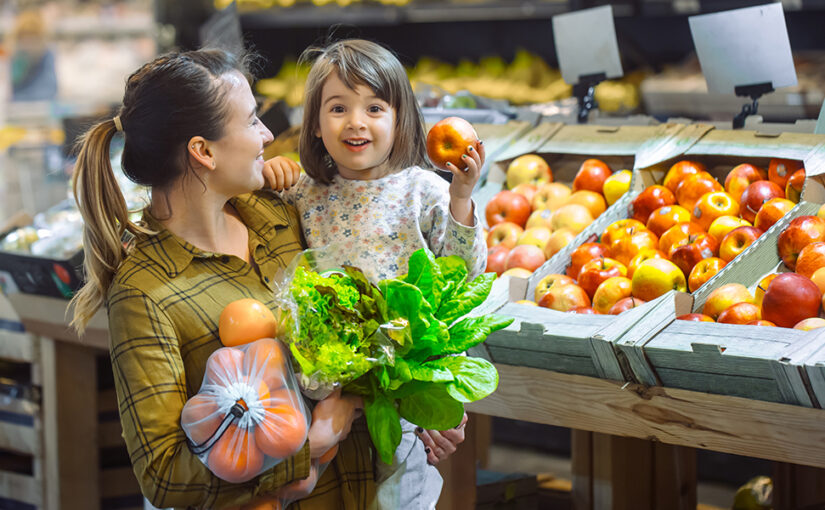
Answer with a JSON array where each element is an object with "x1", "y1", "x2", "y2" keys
[{"x1": 418, "y1": 172, "x2": 487, "y2": 280}]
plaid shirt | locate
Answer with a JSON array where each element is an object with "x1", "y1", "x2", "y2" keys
[{"x1": 107, "y1": 191, "x2": 375, "y2": 509}]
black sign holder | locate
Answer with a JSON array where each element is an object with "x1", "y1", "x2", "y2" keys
[
  {"x1": 573, "y1": 72, "x2": 607, "y2": 124},
  {"x1": 732, "y1": 81, "x2": 774, "y2": 129}
]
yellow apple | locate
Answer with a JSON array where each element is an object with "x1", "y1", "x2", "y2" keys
[
  {"x1": 534, "y1": 273, "x2": 576, "y2": 302},
  {"x1": 592, "y1": 276, "x2": 633, "y2": 314},
  {"x1": 544, "y1": 228, "x2": 576, "y2": 259},
  {"x1": 818, "y1": 203, "x2": 825, "y2": 220},
  {"x1": 708, "y1": 215, "x2": 751, "y2": 243},
  {"x1": 702, "y1": 283, "x2": 753, "y2": 320},
  {"x1": 794, "y1": 317, "x2": 825, "y2": 331},
  {"x1": 602, "y1": 169, "x2": 632, "y2": 206},
  {"x1": 514, "y1": 299, "x2": 538, "y2": 306},
  {"x1": 506, "y1": 154, "x2": 552, "y2": 189},
  {"x1": 525, "y1": 209, "x2": 555, "y2": 231},
  {"x1": 551, "y1": 204, "x2": 594, "y2": 235},
  {"x1": 501, "y1": 267, "x2": 533, "y2": 279},
  {"x1": 631, "y1": 258, "x2": 687, "y2": 301},
  {"x1": 566, "y1": 190, "x2": 607, "y2": 219},
  {"x1": 517, "y1": 227, "x2": 553, "y2": 251},
  {"x1": 531, "y1": 182, "x2": 572, "y2": 211}
]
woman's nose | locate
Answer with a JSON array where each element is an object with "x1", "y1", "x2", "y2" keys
[{"x1": 261, "y1": 124, "x2": 274, "y2": 145}]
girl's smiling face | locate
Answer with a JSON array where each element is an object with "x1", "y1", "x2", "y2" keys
[{"x1": 316, "y1": 73, "x2": 396, "y2": 180}]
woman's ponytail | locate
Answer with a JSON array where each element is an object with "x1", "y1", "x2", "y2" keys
[{"x1": 69, "y1": 119, "x2": 151, "y2": 334}]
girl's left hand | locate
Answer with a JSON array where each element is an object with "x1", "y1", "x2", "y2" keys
[
  {"x1": 446, "y1": 142, "x2": 485, "y2": 201},
  {"x1": 416, "y1": 413, "x2": 469, "y2": 465}
]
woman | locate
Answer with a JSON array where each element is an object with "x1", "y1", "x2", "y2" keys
[{"x1": 69, "y1": 48, "x2": 373, "y2": 509}]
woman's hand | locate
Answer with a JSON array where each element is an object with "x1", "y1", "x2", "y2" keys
[
  {"x1": 262, "y1": 156, "x2": 301, "y2": 191},
  {"x1": 307, "y1": 388, "x2": 363, "y2": 458},
  {"x1": 447, "y1": 142, "x2": 485, "y2": 226},
  {"x1": 416, "y1": 412, "x2": 469, "y2": 465}
]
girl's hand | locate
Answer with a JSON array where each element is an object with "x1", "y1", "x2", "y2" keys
[
  {"x1": 262, "y1": 156, "x2": 301, "y2": 191},
  {"x1": 447, "y1": 142, "x2": 485, "y2": 226},
  {"x1": 307, "y1": 388, "x2": 363, "y2": 458},
  {"x1": 416, "y1": 412, "x2": 469, "y2": 465}
]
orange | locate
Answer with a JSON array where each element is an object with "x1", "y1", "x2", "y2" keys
[
  {"x1": 181, "y1": 394, "x2": 221, "y2": 445},
  {"x1": 255, "y1": 388, "x2": 308, "y2": 459},
  {"x1": 244, "y1": 338, "x2": 288, "y2": 391},
  {"x1": 205, "y1": 348, "x2": 245, "y2": 385},
  {"x1": 318, "y1": 444, "x2": 339, "y2": 464},
  {"x1": 207, "y1": 424, "x2": 264, "y2": 483},
  {"x1": 219, "y1": 298, "x2": 279, "y2": 347}
]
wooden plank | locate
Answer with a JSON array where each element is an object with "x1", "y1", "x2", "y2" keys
[
  {"x1": 436, "y1": 417, "x2": 477, "y2": 510},
  {"x1": 592, "y1": 433, "x2": 653, "y2": 510},
  {"x1": 653, "y1": 443, "x2": 696, "y2": 510},
  {"x1": 472, "y1": 413, "x2": 491, "y2": 469},
  {"x1": 570, "y1": 430, "x2": 593, "y2": 510},
  {"x1": 772, "y1": 462, "x2": 825, "y2": 510},
  {"x1": 0, "y1": 470, "x2": 42, "y2": 507},
  {"x1": 41, "y1": 337, "x2": 100, "y2": 510},
  {"x1": 467, "y1": 364, "x2": 825, "y2": 469}
]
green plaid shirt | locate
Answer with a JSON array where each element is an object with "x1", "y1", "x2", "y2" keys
[{"x1": 108, "y1": 191, "x2": 375, "y2": 509}]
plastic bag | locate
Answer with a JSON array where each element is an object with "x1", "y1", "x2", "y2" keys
[
  {"x1": 275, "y1": 247, "x2": 406, "y2": 400},
  {"x1": 181, "y1": 338, "x2": 311, "y2": 483}
]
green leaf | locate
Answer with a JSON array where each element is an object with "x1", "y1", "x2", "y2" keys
[
  {"x1": 443, "y1": 314, "x2": 515, "y2": 355},
  {"x1": 379, "y1": 279, "x2": 449, "y2": 358},
  {"x1": 403, "y1": 249, "x2": 443, "y2": 310},
  {"x1": 398, "y1": 383, "x2": 465, "y2": 430},
  {"x1": 365, "y1": 392, "x2": 402, "y2": 465},
  {"x1": 409, "y1": 362, "x2": 455, "y2": 383},
  {"x1": 435, "y1": 255, "x2": 469, "y2": 305},
  {"x1": 426, "y1": 356, "x2": 498, "y2": 403},
  {"x1": 437, "y1": 272, "x2": 496, "y2": 325}
]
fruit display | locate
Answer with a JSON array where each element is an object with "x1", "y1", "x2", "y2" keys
[
  {"x1": 508, "y1": 155, "x2": 805, "y2": 314},
  {"x1": 483, "y1": 153, "x2": 633, "y2": 284}
]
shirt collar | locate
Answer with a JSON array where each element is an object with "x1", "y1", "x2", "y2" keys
[{"x1": 134, "y1": 191, "x2": 291, "y2": 278}]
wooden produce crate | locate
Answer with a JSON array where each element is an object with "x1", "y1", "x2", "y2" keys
[
  {"x1": 613, "y1": 138, "x2": 825, "y2": 406},
  {"x1": 477, "y1": 122, "x2": 687, "y2": 380}
]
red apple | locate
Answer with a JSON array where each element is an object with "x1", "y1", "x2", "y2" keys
[
  {"x1": 691, "y1": 191, "x2": 739, "y2": 231},
  {"x1": 609, "y1": 296, "x2": 646, "y2": 315},
  {"x1": 708, "y1": 215, "x2": 751, "y2": 243},
  {"x1": 577, "y1": 257, "x2": 627, "y2": 299},
  {"x1": 531, "y1": 182, "x2": 572, "y2": 211},
  {"x1": 486, "y1": 245, "x2": 510, "y2": 276},
  {"x1": 675, "y1": 172, "x2": 723, "y2": 211},
  {"x1": 753, "y1": 198, "x2": 794, "y2": 232},
  {"x1": 740, "y1": 181, "x2": 785, "y2": 224},
  {"x1": 573, "y1": 159, "x2": 612, "y2": 194},
  {"x1": 702, "y1": 283, "x2": 753, "y2": 320},
  {"x1": 609, "y1": 228, "x2": 660, "y2": 267},
  {"x1": 754, "y1": 273, "x2": 780, "y2": 308},
  {"x1": 663, "y1": 160, "x2": 707, "y2": 193},
  {"x1": 762, "y1": 273, "x2": 821, "y2": 328},
  {"x1": 746, "y1": 320, "x2": 776, "y2": 327},
  {"x1": 538, "y1": 283, "x2": 591, "y2": 312},
  {"x1": 506, "y1": 154, "x2": 552, "y2": 190},
  {"x1": 785, "y1": 168, "x2": 806, "y2": 204},
  {"x1": 777, "y1": 216, "x2": 825, "y2": 270},
  {"x1": 718, "y1": 226, "x2": 763, "y2": 263},
  {"x1": 486, "y1": 221, "x2": 523, "y2": 250},
  {"x1": 670, "y1": 233, "x2": 719, "y2": 277},
  {"x1": 505, "y1": 244, "x2": 546, "y2": 273},
  {"x1": 426, "y1": 116, "x2": 480, "y2": 171},
  {"x1": 688, "y1": 257, "x2": 726, "y2": 292},
  {"x1": 769, "y1": 158, "x2": 803, "y2": 190},
  {"x1": 591, "y1": 276, "x2": 633, "y2": 314},
  {"x1": 485, "y1": 190, "x2": 531, "y2": 228},
  {"x1": 567, "y1": 242, "x2": 609, "y2": 278},
  {"x1": 517, "y1": 227, "x2": 553, "y2": 251},
  {"x1": 510, "y1": 183, "x2": 538, "y2": 204},
  {"x1": 551, "y1": 204, "x2": 594, "y2": 235},
  {"x1": 795, "y1": 242, "x2": 825, "y2": 279},
  {"x1": 569, "y1": 306, "x2": 598, "y2": 314},
  {"x1": 659, "y1": 222, "x2": 705, "y2": 257},
  {"x1": 717, "y1": 302, "x2": 761, "y2": 325},
  {"x1": 534, "y1": 273, "x2": 576, "y2": 302},
  {"x1": 567, "y1": 190, "x2": 607, "y2": 219},
  {"x1": 724, "y1": 163, "x2": 768, "y2": 203},
  {"x1": 544, "y1": 229, "x2": 576, "y2": 259},
  {"x1": 677, "y1": 313, "x2": 715, "y2": 322},
  {"x1": 646, "y1": 205, "x2": 691, "y2": 237},
  {"x1": 627, "y1": 249, "x2": 668, "y2": 279},
  {"x1": 601, "y1": 219, "x2": 647, "y2": 247},
  {"x1": 630, "y1": 185, "x2": 677, "y2": 224}
]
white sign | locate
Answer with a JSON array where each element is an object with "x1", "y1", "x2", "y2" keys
[
  {"x1": 689, "y1": 3, "x2": 797, "y2": 95},
  {"x1": 552, "y1": 5, "x2": 623, "y2": 85}
]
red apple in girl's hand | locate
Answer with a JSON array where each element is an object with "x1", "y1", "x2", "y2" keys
[
  {"x1": 426, "y1": 116, "x2": 480, "y2": 171},
  {"x1": 761, "y1": 273, "x2": 821, "y2": 328}
]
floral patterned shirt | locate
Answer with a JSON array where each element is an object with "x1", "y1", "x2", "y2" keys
[{"x1": 282, "y1": 166, "x2": 486, "y2": 282}]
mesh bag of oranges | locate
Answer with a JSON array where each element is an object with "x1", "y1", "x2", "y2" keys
[{"x1": 181, "y1": 337, "x2": 311, "y2": 484}]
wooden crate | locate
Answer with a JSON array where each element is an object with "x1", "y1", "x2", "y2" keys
[{"x1": 478, "y1": 122, "x2": 685, "y2": 379}]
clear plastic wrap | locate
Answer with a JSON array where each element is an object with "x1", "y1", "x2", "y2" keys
[{"x1": 180, "y1": 338, "x2": 310, "y2": 484}]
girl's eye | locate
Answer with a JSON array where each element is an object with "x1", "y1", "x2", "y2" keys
[
  {"x1": 331, "y1": 105, "x2": 345, "y2": 113},
  {"x1": 368, "y1": 105, "x2": 384, "y2": 113}
]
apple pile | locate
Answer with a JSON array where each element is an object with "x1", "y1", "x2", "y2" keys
[
  {"x1": 485, "y1": 155, "x2": 632, "y2": 278},
  {"x1": 680, "y1": 209, "x2": 825, "y2": 330},
  {"x1": 517, "y1": 158, "x2": 805, "y2": 315}
]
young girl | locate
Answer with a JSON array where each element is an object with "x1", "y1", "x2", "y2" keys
[{"x1": 264, "y1": 39, "x2": 486, "y2": 509}]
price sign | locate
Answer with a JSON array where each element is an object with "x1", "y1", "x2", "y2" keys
[
  {"x1": 689, "y1": 3, "x2": 797, "y2": 95},
  {"x1": 552, "y1": 5, "x2": 623, "y2": 85}
]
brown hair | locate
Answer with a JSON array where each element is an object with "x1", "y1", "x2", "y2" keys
[
  {"x1": 298, "y1": 39, "x2": 428, "y2": 184},
  {"x1": 70, "y1": 48, "x2": 254, "y2": 334}
]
